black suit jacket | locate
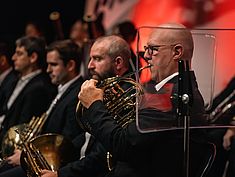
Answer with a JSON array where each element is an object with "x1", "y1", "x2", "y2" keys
[
  {"x1": 0, "y1": 69, "x2": 18, "y2": 115},
  {"x1": 81, "y1": 72, "x2": 209, "y2": 177},
  {"x1": 42, "y1": 76, "x2": 84, "y2": 141},
  {"x1": 58, "y1": 133, "x2": 108, "y2": 177},
  {"x1": 0, "y1": 72, "x2": 57, "y2": 144}
]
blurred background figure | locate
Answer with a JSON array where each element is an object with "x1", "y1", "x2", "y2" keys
[
  {"x1": 69, "y1": 16, "x2": 105, "y2": 80},
  {"x1": 111, "y1": 21, "x2": 140, "y2": 73},
  {"x1": 112, "y1": 21, "x2": 137, "y2": 47},
  {"x1": 69, "y1": 20, "x2": 88, "y2": 48},
  {"x1": 69, "y1": 20, "x2": 90, "y2": 80},
  {"x1": 25, "y1": 21, "x2": 44, "y2": 38},
  {"x1": 0, "y1": 42, "x2": 14, "y2": 86}
]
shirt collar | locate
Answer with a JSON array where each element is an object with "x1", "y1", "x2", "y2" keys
[
  {"x1": 58, "y1": 74, "x2": 81, "y2": 94},
  {"x1": 20, "y1": 69, "x2": 42, "y2": 82},
  {"x1": 0, "y1": 67, "x2": 12, "y2": 83},
  {"x1": 155, "y1": 72, "x2": 178, "y2": 91}
]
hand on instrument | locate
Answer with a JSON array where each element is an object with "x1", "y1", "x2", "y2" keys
[
  {"x1": 78, "y1": 79, "x2": 104, "y2": 108},
  {"x1": 223, "y1": 128, "x2": 235, "y2": 150},
  {"x1": 41, "y1": 170, "x2": 58, "y2": 177},
  {"x1": 6, "y1": 149, "x2": 21, "y2": 166}
]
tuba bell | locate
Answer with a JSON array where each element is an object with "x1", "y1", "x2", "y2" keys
[{"x1": 20, "y1": 133, "x2": 76, "y2": 177}]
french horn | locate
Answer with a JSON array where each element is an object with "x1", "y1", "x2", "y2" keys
[
  {"x1": 76, "y1": 74, "x2": 145, "y2": 129},
  {"x1": 76, "y1": 64, "x2": 150, "y2": 170}
]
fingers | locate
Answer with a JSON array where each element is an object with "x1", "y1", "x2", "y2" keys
[
  {"x1": 223, "y1": 137, "x2": 231, "y2": 150},
  {"x1": 6, "y1": 150, "x2": 22, "y2": 166},
  {"x1": 78, "y1": 79, "x2": 99, "y2": 98},
  {"x1": 223, "y1": 128, "x2": 235, "y2": 150},
  {"x1": 41, "y1": 170, "x2": 58, "y2": 177},
  {"x1": 41, "y1": 169, "x2": 50, "y2": 175},
  {"x1": 82, "y1": 79, "x2": 98, "y2": 87}
]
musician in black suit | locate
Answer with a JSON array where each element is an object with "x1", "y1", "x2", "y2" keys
[
  {"x1": 41, "y1": 39, "x2": 84, "y2": 140},
  {"x1": 78, "y1": 23, "x2": 210, "y2": 177},
  {"x1": 0, "y1": 36, "x2": 56, "y2": 150}
]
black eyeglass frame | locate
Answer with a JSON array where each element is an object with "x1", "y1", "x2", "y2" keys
[{"x1": 144, "y1": 44, "x2": 177, "y2": 56}]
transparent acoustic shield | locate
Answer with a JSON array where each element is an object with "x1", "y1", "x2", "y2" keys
[{"x1": 135, "y1": 27, "x2": 235, "y2": 133}]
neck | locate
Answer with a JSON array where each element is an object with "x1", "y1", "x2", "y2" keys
[
  {"x1": 0, "y1": 65, "x2": 11, "y2": 75},
  {"x1": 118, "y1": 68, "x2": 129, "y2": 77},
  {"x1": 61, "y1": 73, "x2": 78, "y2": 85},
  {"x1": 20, "y1": 66, "x2": 39, "y2": 77},
  {"x1": 158, "y1": 68, "x2": 178, "y2": 82}
]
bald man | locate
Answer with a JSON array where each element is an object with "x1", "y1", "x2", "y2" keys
[
  {"x1": 145, "y1": 23, "x2": 194, "y2": 82},
  {"x1": 78, "y1": 23, "x2": 209, "y2": 177}
]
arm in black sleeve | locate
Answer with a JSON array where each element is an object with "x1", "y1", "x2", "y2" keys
[{"x1": 58, "y1": 137, "x2": 108, "y2": 177}]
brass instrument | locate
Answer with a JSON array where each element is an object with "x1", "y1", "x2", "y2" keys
[
  {"x1": 208, "y1": 90, "x2": 235, "y2": 124},
  {"x1": 0, "y1": 112, "x2": 49, "y2": 164},
  {"x1": 20, "y1": 134, "x2": 76, "y2": 177},
  {"x1": 76, "y1": 76, "x2": 144, "y2": 129},
  {"x1": 76, "y1": 65, "x2": 150, "y2": 170}
]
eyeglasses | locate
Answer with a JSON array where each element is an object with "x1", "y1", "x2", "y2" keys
[{"x1": 144, "y1": 44, "x2": 176, "y2": 56}]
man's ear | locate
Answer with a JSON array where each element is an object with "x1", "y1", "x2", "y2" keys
[
  {"x1": 0, "y1": 56, "x2": 6, "y2": 66},
  {"x1": 173, "y1": 44, "x2": 183, "y2": 60},
  {"x1": 30, "y1": 52, "x2": 38, "y2": 64},
  {"x1": 115, "y1": 56, "x2": 124, "y2": 70},
  {"x1": 66, "y1": 59, "x2": 76, "y2": 72}
]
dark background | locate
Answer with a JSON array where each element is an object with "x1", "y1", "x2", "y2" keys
[{"x1": 0, "y1": 0, "x2": 85, "y2": 46}]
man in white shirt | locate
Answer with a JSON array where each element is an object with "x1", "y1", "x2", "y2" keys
[{"x1": 0, "y1": 36, "x2": 56, "y2": 170}]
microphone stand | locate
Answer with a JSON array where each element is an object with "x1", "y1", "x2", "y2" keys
[{"x1": 178, "y1": 60, "x2": 193, "y2": 177}]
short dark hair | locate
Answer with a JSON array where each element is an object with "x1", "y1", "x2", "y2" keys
[
  {"x1": 46, "y1": 39, "x2": 82, "y2": 73},
  {"x1": 15, "y1": 36, "x2": 46, "y2": 68}
]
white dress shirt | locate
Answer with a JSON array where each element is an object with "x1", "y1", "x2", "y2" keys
[
  {"x1": 0, "y1": 70, "x2": 41, "y2": 126},
  {"x1": 155, "y1": 72, "x2": 179, "y2": 91}
]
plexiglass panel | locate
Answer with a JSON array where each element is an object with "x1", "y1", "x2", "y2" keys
[{"x1": 136, "y1": 27, "x2": 235, "y2": 133}]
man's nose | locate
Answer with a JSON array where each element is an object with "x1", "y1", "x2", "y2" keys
[
  {"x1": 144, "y1": 50, "x2": 151, "y2": 61},
  {"x1": 46, "y1": 65, "x2": 51, "y2": 73},
  {"x1": 88, "y1": 60, "x2": 94, "y2": 69},
  {"x1": 12, "y1": 54, "x2": 16, "y2": 61}
]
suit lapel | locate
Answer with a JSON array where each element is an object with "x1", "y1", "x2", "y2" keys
[{"x1": 53, "y1": 76, "x2": 83, "y2": 108}]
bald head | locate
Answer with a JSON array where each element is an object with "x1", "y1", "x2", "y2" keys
[
  {"x1": 93, "y1": 35, "x2": 131, "y2": 67},
  {"x1": 150, "y1": 23, "x2": 194, "y2": 61},
  {"x1": 88, "y1": 35, "x2": 131, "y2": 80}
]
